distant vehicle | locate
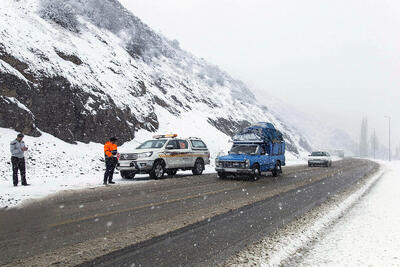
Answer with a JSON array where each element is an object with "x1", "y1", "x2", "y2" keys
[
  {"x1": 117, "y1": 134, "x2": 210, "y2": 179},
  {"x1": 215, "y1": 122, "x2": 286, "y2": 181},
  {"x1": 308, "y1": 151, "x2": 332, "y2": 167}
]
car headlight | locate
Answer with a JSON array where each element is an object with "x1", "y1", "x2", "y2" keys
[
  {"x1": 137, "y1": 152, "x2": 153, "y2": 158},
  {"x1": 245, "y1": 159, "x2": 250, "y2": 168}
]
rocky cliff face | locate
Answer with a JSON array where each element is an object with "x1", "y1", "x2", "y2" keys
[{"x1": 0, "y1": 0, "x2": 311, "y2": 156}]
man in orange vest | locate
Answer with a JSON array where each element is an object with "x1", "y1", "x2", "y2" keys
[{"x1": 104, "y1": 137, "x2": 118, "y2": 185}]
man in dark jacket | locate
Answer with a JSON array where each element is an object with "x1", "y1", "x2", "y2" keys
[
  {"x1": 103, "y1": 137, "x2": 118, "y2": 185},
  {"x1": 10, "y1": 133, "x2": 29, "y2": 186}
]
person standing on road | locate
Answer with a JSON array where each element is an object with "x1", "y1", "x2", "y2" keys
[
  {"x1": 10, "y1": 133, "x2": 29, "y2": 187},
  {"x1": 104, "y1": 137, "x2": 119, "y2": 185}
]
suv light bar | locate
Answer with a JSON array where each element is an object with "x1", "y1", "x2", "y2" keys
[{"x1": 153, "y1": 134, "x2": 178, "y2": 139}]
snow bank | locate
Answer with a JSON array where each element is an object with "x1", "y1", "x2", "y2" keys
[
  {"x1": 264, "y1": 166, "x2": 385, "y2": 266},
  {"x1": 298, "y1": 161, "x2": 400, "y2": 266},
  {"x1": 0, "y1": 128, "x2": 103, "y2": 208}
]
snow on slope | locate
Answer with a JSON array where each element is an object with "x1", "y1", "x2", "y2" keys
[
  {"x1": 0, "y1": 0, "x2": 310, "y2": 155},
  {"x1": 0, "y1": 0, "x2": 311, "y2": 207}
]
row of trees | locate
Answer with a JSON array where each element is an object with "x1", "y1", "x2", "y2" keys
[{"x1": 359, "y1": 117, "x2": 399, "y2": 160}]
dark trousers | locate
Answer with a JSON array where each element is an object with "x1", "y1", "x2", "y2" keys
[
  {"x1": 104, "y1": 158, "x2": 117, "y2": 183},
  {"x1": 11, "y1": 157, "x2": 27, "y2": 186}
]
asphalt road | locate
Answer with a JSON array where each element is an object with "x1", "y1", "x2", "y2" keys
[{"x1": 0, "y1": 158, "x2": 379, "y2": 266}]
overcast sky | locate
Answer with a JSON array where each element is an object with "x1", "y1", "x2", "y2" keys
[{"x1": 120, "y1": 0, "x2": 399, "y2": 151}]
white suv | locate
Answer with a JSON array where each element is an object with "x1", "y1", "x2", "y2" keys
[{"x1": 117, "y1": 135, "x2": 210, "y2": 179}]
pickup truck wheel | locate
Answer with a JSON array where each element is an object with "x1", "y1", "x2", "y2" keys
[
  {"x1": 217, "y1": 172, "x2": 226, "y2": 179},
  {"x1": 120, "y1": 171, "x2": 135, "y2": 179},
  {"x1": 192, "y1": 159, "x2": 204, "y2": 175},
  {"x1": 272, "y1": 162, "x2": 282, "y2": 177},
  {"x1": 166, "y1": 169, "x2": 178, "y2": 177},
  {"x1": 251, "y1": 164, "x2": 261, "y2": 181},
  {"x1": 150, "y1": 160, "x2": 165, "y2": 180}
]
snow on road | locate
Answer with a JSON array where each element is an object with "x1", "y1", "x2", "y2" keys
[{"x1": 298, "y1": 161, "x2": 400, "y2": 266}]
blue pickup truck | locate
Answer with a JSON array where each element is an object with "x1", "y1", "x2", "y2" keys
[{"x1": 215, "y1": 122, "x2": 286, "y2": 180}]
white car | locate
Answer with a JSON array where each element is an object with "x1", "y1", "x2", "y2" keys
[
  {"x1": 308, "y1": 151, "x2": 332, "y2": 167},
  {"x1": 117, "y1": 134, "x2": 210, "y2": 179}
]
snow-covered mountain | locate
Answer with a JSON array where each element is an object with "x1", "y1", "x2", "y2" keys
[{"x1": 0, "y1": 0, "x2": 312, "y2": 158}]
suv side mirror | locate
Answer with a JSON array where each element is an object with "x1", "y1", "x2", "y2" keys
[{"x1": 166, "y1": 145, "x2": 174, "y2": 150}]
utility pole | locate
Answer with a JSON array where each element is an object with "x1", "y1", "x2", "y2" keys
[{"x1": 384, "y1": 116, "x2": 391, "y2": 161}]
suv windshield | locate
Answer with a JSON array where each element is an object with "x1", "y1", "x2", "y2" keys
[
  {"x1": 311, "y1": 152, "x2": 326, "y2": 156},
  {"x1": 230, "y1": 145, "x2": 258, "y2": 155},
  {"x1": 137, "y1": 139, "x2": 167, "y2": 149}
]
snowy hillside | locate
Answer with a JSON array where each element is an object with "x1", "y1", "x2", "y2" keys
[
  {"x1": 0, "y1": 0, "x2": 310, "y2": 156},
  {"x1": 0, "y1": 0, "x2": 316, "y2": 207}
]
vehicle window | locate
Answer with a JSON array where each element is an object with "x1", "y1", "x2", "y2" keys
[
  {"x1": 311, "y1": 152, "x2": 325, "y2": 156},
  {"x1": 177, "y1": 140, "x2": 188, "y2": 149},
  {"x1": 260, "y1": 145, "x2": 266, "y2": 155},
  {"x1": 230, "y1": 145, "x2": 258, "y2": 154},
  {"x1": 167, "y1": 140, "x2": 179, "y2": 149},
  {"x1": 137, "y1": 139, "x2": 167, "y2": 149},
  {"x1": 191, "y1": 140, "x2": 207, "y2": 149}
]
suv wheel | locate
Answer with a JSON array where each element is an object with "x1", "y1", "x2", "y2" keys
[
  {"x1": 150, "y1": 160, "x2": 165, "y2": 180},
  {"x1": 120, "y1": 171, "x2": 136, "y2": 179},
  {"x1": 192, "y1": 159, "x2": 204, "y2": 175}
]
